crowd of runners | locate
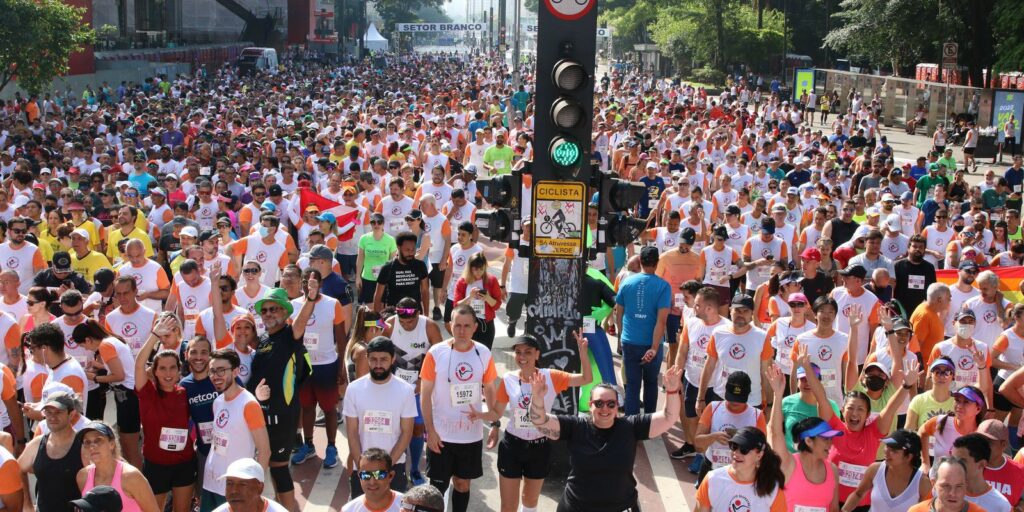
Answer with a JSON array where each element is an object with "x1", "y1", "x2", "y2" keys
[{"x1": 0, "y1": 50, "x2": 1023, "y2": 512}]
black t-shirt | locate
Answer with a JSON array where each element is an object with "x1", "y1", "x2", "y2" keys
[
  {"x1": 828, "y1": 218, "x2": 859, "y2": 248},
  {"x1": 800, "y1": 271, "x2": 835, "y2": 306},
  {"x1": 376, "y1": 257, "x2": 428, "y2": 308},
  {"x1": 557, "y1": 414, "x2": 652, "y2": 512},
  {"x1": 246, "y1": 324, "x2": 309, "y2": 423},
  {"x1": 893, "y1": 258, "x2": 936, "y2": 314}
]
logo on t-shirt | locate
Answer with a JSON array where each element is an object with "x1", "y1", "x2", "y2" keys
[
  {"x1": 889, "y1": 243, "x2": 899, "y2": 253},
  {"x1": 783, "y1": 335, "x2": 796, "y2": 348},
  {"x1": 392, "y1": 206, "x2": 402, "y2": 216},
  {"x1": 841, "y1": 304, "x2": 855, "y2": 317},
  {"x1": 760, "y1": 248, "x2": 772, "y2": 258},
  {"x1": 131, "y1": 273, "x2": 143, "y2": 287},
  {"x1": 240, "y1": 363, "x2": 250, "y2": 378},
  {"x1": 455, "y1": 256, "x2": 466, "y2": 267},
  {"x1": 306, "y1": 313, "x2": 316, "y2": 326},
  {"x1": 5, "y1": 257, "x2": 18, "y2": 269},
  {"x1": 454, "y1": 361, "x2": 475, "y2": 381},
  {"x1": 728, "y1": 495, "x2": 751, "y2": 512},
  {"x1": 517, "y1": 394, "x2": 531, "y2": 410},
  {"x1": 123, "y1": 322, "x2": 138, "y2": 338},
  {"x1": 185, "y1": 296, "x2": 198, "y2": 309},
  {"x1": 256, "y1": 251, "x2": 268, "y2": 263},
  {"x1": 728, "y1": 344, "x2": 747, "y2": 360},
  {"x1": 216, "y1": 409, "x2": 230, "y2": 428},
  {"x1": 714, "y1": 258, "x2": 726, "y2": 268},
  {"x1": 697, "y1": 334, "x2": 711, "y2": 349},
  {"x1": 983, "y1": 310, "x2": 997, "y2": 323},
  {"x1": 818, "y1": 345, "x2": 834, "y2": 361},
  {"x1": 958, "y1": 355, "x2": 975, "y2": 370}
]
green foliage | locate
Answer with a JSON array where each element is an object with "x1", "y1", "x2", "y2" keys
[
  {"x1": 991, "y1": 0, "x2": 1024, "y2": 72},
  {"x1": 374, "y1": 0, "x2": 446, "y2": 40},
  {"x1": 0, "y1": 0, "x2": 95, "y2": 95},
  {"x1": 646, "y1": 0, "x2": 785, "y2": 72},
  {"x1": 822, "y1": 0, "x2": 937, "y2": 76},
  {"x1": 689, "y1": 67, "x2": 726, "y2": 86}
]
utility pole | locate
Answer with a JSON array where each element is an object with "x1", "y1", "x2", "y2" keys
[{"x1": 512, "y1": 0, "x2": 521, "y2": 88}]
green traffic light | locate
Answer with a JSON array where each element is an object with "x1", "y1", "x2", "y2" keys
[{"x1": 550, "y1": 137, "x2": 581, "y2": 167}]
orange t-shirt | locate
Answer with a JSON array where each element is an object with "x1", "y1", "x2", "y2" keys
[{"x1": 907, "y1": 500, "x2": 985, "y2": 512}]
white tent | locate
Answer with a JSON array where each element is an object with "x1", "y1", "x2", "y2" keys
[{"x1": 363, "y1": 24, "x2": 389, "y2": 52}]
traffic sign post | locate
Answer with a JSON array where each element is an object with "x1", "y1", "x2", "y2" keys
[
  {"x1": 943, "y1": 41, "x2": 957, "y2": 128},
  {"x1": 526, "y1": 0, "x2": 598, "y2": 427}
]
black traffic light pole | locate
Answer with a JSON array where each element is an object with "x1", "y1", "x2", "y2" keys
[{"x1": 524, "y1": 0, "x2": 599, "y2": 419}]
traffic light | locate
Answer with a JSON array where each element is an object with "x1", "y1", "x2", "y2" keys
[
  {"x1": 474, "y1": 166, "x2": 525, "y2": 245},
  {"x1": 533, "y1": 0, "x2": 597, "y2": 182},
  {"x1": 592, "y1": 169, "x2": 648, "y2": 247}
]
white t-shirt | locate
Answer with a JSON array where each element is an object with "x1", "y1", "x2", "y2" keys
[
  {"x1": 342, "y1": 376, "x2": 417, "y2": 463},
  {"x1": 340, "y1": 491, "x2": 404, "y2": 512}
]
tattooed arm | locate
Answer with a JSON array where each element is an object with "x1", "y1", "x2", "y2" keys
[{"x1": 528, "y1": 371, "x2": 561, "y2": 440}]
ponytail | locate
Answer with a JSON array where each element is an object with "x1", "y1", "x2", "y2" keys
[{"x1": 755, "y1": 447, "x2": 786, "y2": 497}]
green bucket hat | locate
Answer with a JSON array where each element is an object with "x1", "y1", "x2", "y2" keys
[{"x1": 254, "y1": 288, "x2": 294, "y2": 317}]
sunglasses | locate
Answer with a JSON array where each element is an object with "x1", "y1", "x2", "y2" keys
[
  {"x1": 400, "y1": 502, "x2": 442, "y2": 512},
  {"x1": 26, "y1": 300, "x2": 39, "y2": 306},
  {"x1": 590, "y1": 399, "x2": 618, "y2": 409},
  {"x1": 728, "y1": 442, "x2": 755, "y2": 455},
  {"x1": 243, "y1": 268, "x2": 260, "y2": 274},
  {"x1": 396, "y1": 307, "x2": 418, "y2": 317},
  {"x1": 10, "y1": 228, "x2": 26, "y2": 234},
  {"x1": 935, "y1": 215, "x2": 948, "y2": 219},
  {"x1": 932, "y1": 369, "x2": 954, "y2": 377},
  {"x1": 358, "y1": 470, "x2": 390, "y2": 481},
  {"x1": 788, "y1": 302, "x2": 806, "y2": 308}
]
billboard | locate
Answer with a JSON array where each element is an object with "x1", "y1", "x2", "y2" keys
[
  {"x1": 793, "y1": 68, "x2": 815, "y2": 104},
  {"x1": 992, "y1": 90, "x2": 1024, "y2": 143}
]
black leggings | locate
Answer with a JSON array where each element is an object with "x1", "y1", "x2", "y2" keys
[
  {"x1": 472, "y1": 319, "x2": 495, "y2": 350},
  {"x1": 505, "y1": 292, "x2": 528, "y2": 323}
]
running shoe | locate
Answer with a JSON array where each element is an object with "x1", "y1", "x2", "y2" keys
[
  {"x1": 323, "y1": 445, "x2": 339, "y2": 469},
  {"x1": 432, "y1": 307, "x2": 442, "y2": 321},
  {"x1": 291, "y1": 443, "x2": 315, "y2": 465},
  {"x1": 670, "y1": 443, "x2": 696, "y2": 460},
  {"x1": 507, "y1": 322, "x2": 516, "y2": 338},
  {"x1": 411, "y1": 471, "x2": 426, "y2": 486}
]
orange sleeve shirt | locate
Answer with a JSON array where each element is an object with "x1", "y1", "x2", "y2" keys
[{"x1": 244, "y1": 400, "x2": 266, "y2": 430}]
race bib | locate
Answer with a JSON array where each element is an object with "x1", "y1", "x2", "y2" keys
[
  {"x1": 1015, "y1": 185, "x2": 1022, "y2": 193},
  {"x1": 303, "y1": 332, "x2": 320, "y2": 352},
  {"x1": 371, "y1": 265, "x2": 382, "y2": 279},
  {"x1": 992, "y1": 213, "x2": 1003, "y2": 222},
  {"x1": 908, "y1": 275, "x2": 926, "y2": 290},
  {"x1": 820, "y1": 368, "x2": 839, "y2": 390},
  {"x1": 513, "y1": 405, "x2": 533, "y2": 430},
  {"x1": 198, "y1": 422, "x2": 214, "y2": 445},
  {"x1": 674, "y1": 293, "x2": 685, "y2": 309},
  {"x1": 450, "y1": 383, "x2": 479, "y2": 406},
  {"x1": 837, "y1": 461, "x2": 868, "y2": 488},
  {"x1": 494, "y1": 159, "x2": 505, "y2": 169},
  {"x1": 389, "y1": 219, "x2": 404, "y2": 233},
  {"x1": 776, "y1": 350, "x2": 793, "y2": 374},
  {"x1": 471, "y1": 296, "x2": 486, "y2": 318},
  {"x1": 710, "y1": 268, "x2": 728, "y2": 285},
  {"x1": 395, "y1": 367, "x2": 419, "y2": 386},
  {"x1": 648, "y1": 199, "x2": 659, "y2": 210},
  {"x1": 583, "y1": 317, "x2": 596, "y2": 334},
  {"x1": 213, "y1": 431, "x2": 229, "y2": 455},
  {"x1": 74, "y1": 355, "x2": 91, "y2": 368},
  {"x1": 709, "y1": 445, "x2": 732, "y2": 469},
  {"x1": 362, "y1": 410, "x2": 394, "y2": 435},
  {"x1": 794, "y1": 506, "x2": 827, "y2": 512},
  {"x1": 128, "y1": 337, "x2": 143, "y2": 354},
  {"x1": 159, "y1": 427, "x2": 189, "y2": 452},
  {"x1": 956, "y1": 369, "x2": 978, "y2": 390}
]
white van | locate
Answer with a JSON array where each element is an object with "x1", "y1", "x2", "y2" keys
[{"x1": 237, "y1": 47, "x2": 279, "y2": 75}]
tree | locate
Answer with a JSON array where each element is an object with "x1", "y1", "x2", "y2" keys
[
  {"x1": 374, "y1": 0, "x2": 446, "y2": 41},
  {"x1": 0, "y1": 0, "x2": 95, "y2": 95},
  {"x1": 991, "y1": 0, "x2": 1024, "y2": 73},
  {"x1": 822, "y1": 0, "x2": 935, "y2": 76}
]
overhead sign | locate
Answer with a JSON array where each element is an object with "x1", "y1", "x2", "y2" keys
[
  {"x1": 544, "y1": 0, "x2": 596, "y2": 21},
  {"x1": 943, "y1": 42, "x2": 958, "y2": 67},
  {"x1": 532, "y1": 181, "x2": 585, "y2": 258},
  {"x1": 524, "y1": 25, "x2": 612, "y2": 37},
  {"x1": 396, "y1": 23, "x2": 485, "y2": 32}
]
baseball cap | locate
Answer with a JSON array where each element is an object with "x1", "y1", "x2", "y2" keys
[
  {"x1": 71, "y1": 228, "x2": 91, "y2": 241},
  {"x1": 728, "y1": 427, "x2": 767, "y2": 452},
  {"x1": 760, "y1": 217, "x2": 776, "y2": 234},
  {"x1": 787, "y1": 293, "x2": 809, "y2": 304},
  {"x1": 885, "y1": 214, "x2": 901, "y2": 232},
  {"x1": 959, "y1": 260, "x2": 979, "y2": 271},
  {"x1": 772, "y1": 204, "x2": 788, "y2": 213},
  {"x1": 712, "y1": 225, "x2": 728, "y2": 240},
  {"x1": 268, "y1": 184, "x2": 283, "y2": 197},
  {"x1": 76, "y1": 421, "x2": 116, "y2": 442},
  {"x1": 680, "y1": 227, "x2": 696, "y2": 246},
  {"x1": 881, "y1": 430, "x2": 922, "y2": 453},
  {"x1": 977, "y1": 419, "x2": 1009, "y2": 442},
  {"x1": 863, "y1": 362, "x2": 890, "y2": 377},
  {"x1": 800, "y1": 247, "x2": 822, "y2": 261},
  {"x1": 731, "y1": 294, "x2": 755, "y2": 310},
  {"x1": 52, "y1": 252, "x2": 72, "y2": 273},
  {"x1": 786, "y1": 187, "x2": 799, "y2": 196},
  {"x1": 839, "y1": 264, "x2": 867, "y2": 279},
  {"x1": 901, "y1": 191, "x2": 914, "y2": 202},
  {"x1": 198, "y1": 230, "x2": 219, "y2": 243},
  {"x1": 512, "y1": 335, "x2": 541, "y2": 351},
  {"x1": 725, "y1": 205, "x2": 742, "y2": 216},
  {"x1": 218, "y1": 458, "x2": 265, "y2": 482},
  {"x1": 308, "y1": 244, "x2": 334, "y2": 261},
  {"x1": 180, "y1": 226, "x2": 199, "y2": 239},
  {"x1": 892, "y1": 318, "x2": 912, "y2": 332},
  {"x1": 953, "y1": 386, "x2": 986, "y2": 408},
  {"x1": 42, "y1": 391, "x2": 78, "y2": 412},
  {"x1": 724, "y1": 371, "x2": 752, "y2": 402},
  {"x1": 954, "y1": 308, "x2": 976, "y2": 322},
  {"x1": 317, "y1": 212, "x2": 336, "y2": 224},
  {"x1": 930, "y1": 356, "x2": 955, "y2": 372},
  {"x1": 71, "y1": 486, "x2": 123, "y2": 512},
  {"x1": 795, "y1": 362, "x2": 822, "y2": 380}
]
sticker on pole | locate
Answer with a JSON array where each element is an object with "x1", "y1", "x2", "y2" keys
[
  {"x1": 544, "y1": 0, "x2": 595, "y2": 21},
  {"x1": 532, "y1": 181, "x2": 585, "y2": 258}
]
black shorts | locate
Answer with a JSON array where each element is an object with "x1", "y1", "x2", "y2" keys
[
  {"x1": 444, "y1": 299, "x2": 454, "y2": 323},
  {"x1": 427, "y1": 440, "x2": 483, "y2": 481},
  {"x1": 113, "y1": 385, "x2": 141, "y2": 434},
  {"x1": 143, "y1": 458, "x2": 196, "y2": 495},
  {"x1": 964, "y1": 147, "x2": 976, "y2": 155},
  {"x1": 994, "y1": 375, "x2": 1016, "y2": 412},
  {"x1": 497, "y1": 432, "x2": 550, "y2": 480},
  {"x1": 266, "y1": 421, "x2": 299, "y2": 463},
  {"x1": 684, "y1": 381, "x2": 721, "y2": 419},
  {"x1": 428, "y1": 263, "x2": 445, "y2": 289},
  {"x1": 358, "y1": 279, "x2": 378, "y2": 304}
]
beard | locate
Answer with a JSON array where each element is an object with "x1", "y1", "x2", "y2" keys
[{"x1": 370, "y1": 367, "x2": 391, "y2": 381}]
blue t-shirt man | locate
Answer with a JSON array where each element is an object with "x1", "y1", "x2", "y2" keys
[
  {"x1": 638, "y1": 174, "x2": 666, "y2": 219},
  {"x1": 616, "y1": 265, "x2": 671, "y2": 346},
  {"x1": 1005, "y1": 163, "x2": 1024, "y2": 195},
  {"x1": 615, "y1": 247, "x2": 672, "y2": 415}
]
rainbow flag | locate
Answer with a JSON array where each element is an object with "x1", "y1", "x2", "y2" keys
[{"x1": 936, "y1": 266, "x2": 1024, "y2": 303}]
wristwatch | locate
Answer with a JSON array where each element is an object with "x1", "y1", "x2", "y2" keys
[{"x1": 489, "y1": 420, "x2": 501, "y2": 428}]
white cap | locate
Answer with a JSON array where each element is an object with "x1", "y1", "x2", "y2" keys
[
  {"x1": 180, "y1": 226, "x2": 199, "y2": 238},
  {"x1": 885, "y1": 214, "x2": 901, "y2": 232},
  {"x1": 853, "y1": 224, "x2": 872, "y2": 241},
  {"x1": 12, "y1": 195, "x2": 29, "y2": 209},
  {"x1": 646, "y1": 161, "x2": 657, "y2": 169},
  {"x1": 218, "y1": 458, "x2": 264, "y2": 482},
  {"x1": 71, "y1": 228, "x2": 90, "y2": 241}
]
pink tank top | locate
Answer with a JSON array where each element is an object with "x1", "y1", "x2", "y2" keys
[
  {"x1": 785, "y1": 454, "x2": 836, "y2": 512},
  {"x1": 83, "y1": 460, "x2": 143, "y2": 512}
]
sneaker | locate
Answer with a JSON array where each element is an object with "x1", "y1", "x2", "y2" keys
[
  {"x1": 507, "y1": 322, "x2": 516, "y2": 338},
  {"x1": 688, "y1": 454, "x2": 705, "y2": 474},
  {"x1": 291, "y1": 443, "x2": 315, "y2": 465},
  {"x1": 410, "y1": 471, "x2": 426, "y2": 486},
  {"x1": 670, "y1": 443, "x2": 696, "y2": 460},
  {"x1": 323, "y1": 445, "x2": 339, "y2": 469},
  {"x1": 432, "y1": 307, "x2": 442, "y2": 321}
]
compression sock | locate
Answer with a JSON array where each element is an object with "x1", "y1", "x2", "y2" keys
[
  {"x1": 452, "y1": 490, "x2": 470, "y2": 512},
  {"x1": 409, "y1": 436, "x2": 425, "y2": 473}
]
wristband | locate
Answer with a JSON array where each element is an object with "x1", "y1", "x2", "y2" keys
[
  {"x1": 489, "y1": 420, "x2": 501, "y2": 428},
  {"x1": 902, "y1": 383, "x2": 913, "y2": 390},
  {"x1": 885, "y1": 330, "x2": 895, "y2": 336},
  {"x1": 665, "y1": 389, "x2": 681, "y2": 395}
]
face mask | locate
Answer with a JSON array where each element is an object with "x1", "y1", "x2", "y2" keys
[
  {"x1": 956, "y1": 323, "x2": 975, "y2": 339},
  {"x1": 259, "y1": 226, "x2": 271, "y2": 238},
  {"x1": 864, "y1": 375, "x2": 886, "y2": 392}
]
